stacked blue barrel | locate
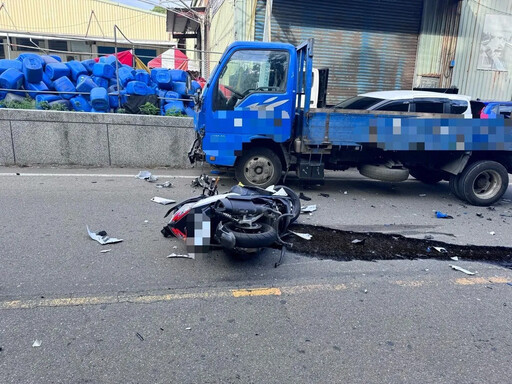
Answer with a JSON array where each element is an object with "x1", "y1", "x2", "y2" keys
[{"x1": 0, "y1": 53, "x2": 200, "y2": 116}]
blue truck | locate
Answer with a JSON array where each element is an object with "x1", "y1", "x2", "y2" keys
[{"x1": 188, "y1": 39, "x2": 512, "y2": 206}]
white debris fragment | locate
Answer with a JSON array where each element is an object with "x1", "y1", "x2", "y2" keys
[
  {"x1": 301, "y1": 204, "x2": 317, "y2": 213},
  {"x1": 32, "y1": 340, "x2": 41, "y2": 347},
  {"x1": 144, "y1": 220, "x2": 149, "y2": 223},
  {"x1": 167, "y1": 253, "x2": 195, "y2": 259},
  {"x1": 100, "y1": 249, "x2": 111, "y2": 253},
  {"x1": 265, "y1": 185, "x2": 277, "y2": 193},
  {"x1": 86, "y1": 226, "x2": 123, "y2": 245},
  {"x1": 135, "y1": 170, "x2": 158, "y2": 182},
  {"x1": 273, "y1": 188, "x2": 288, "y2": 196},
  {"x1": 290, "y1": 231, "x2": 312, "y2": 240},
  {"x1": 450, "y1": 264, "x2": 476, "y2": 275},
  {"x1": 433, "y1": 246, "x2": 447, "y2": 253},
  {"x1": 344, "y1": 191, "x2": 348, "y2": 195},
  {"x1": 156, "y1": 181, "x2": 173, "y2": 188},
  {"x1": 450, "y1": 256, "x2": 459, "y2": 261},
  {"x1": 489, "y1": 231, "x2": 496, "y2": 236},
  {"x1": 151, "y1": 196, "x2": 176, "y2": 205},
  {"x1": 351, "y1": 239, "x2": 365, "y2": 244},
  {"x1": 419, "y1": 194, "x2": 427, "y2": 197},
  {"x1": 185, "y1": 327, "x2": 191, "y2": 330}
]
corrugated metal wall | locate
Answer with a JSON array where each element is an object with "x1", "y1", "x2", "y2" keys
[
  {"x1": 452, "y1": 0, "x2": 512, "y2": 100},
  {"x1": 0, "y1": 0, "x2": 169, "y2": 41},
  {"x1": 414, "y1": 0, "x2": 461, "y2": 89},
  {"x1": 208, "y1": 0, "x2": 234, "y2": 67},
  {"x1": 267, "y1": 0, "x2": 424, "y2": 104}
]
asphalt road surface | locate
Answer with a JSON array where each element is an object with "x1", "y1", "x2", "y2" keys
[{"x1": 1, "y1": 167, "x2": 511, "y2": 383}]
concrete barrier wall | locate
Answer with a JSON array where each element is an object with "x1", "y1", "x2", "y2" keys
[{"x1": 0, "y1": 109, "x2": 195, "y2": 168}]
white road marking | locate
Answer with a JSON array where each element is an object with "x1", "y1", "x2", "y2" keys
[{"x1": 0, "y1": 173, "x2": 202, "y2": 179}]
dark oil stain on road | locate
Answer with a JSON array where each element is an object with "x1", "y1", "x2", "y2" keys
[{"x1": 290, "y1": 224, "x2": 512, "y2": 268}]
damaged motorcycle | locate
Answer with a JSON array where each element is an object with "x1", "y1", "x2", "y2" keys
[{"x1": 161, "y1": 175, "x2": 300, "y2": 263}]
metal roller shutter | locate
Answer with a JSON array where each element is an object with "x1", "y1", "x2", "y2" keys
[{"x1": 269, "y1": 0, "x2": 423, "y2": 105}]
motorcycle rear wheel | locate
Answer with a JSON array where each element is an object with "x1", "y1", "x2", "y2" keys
[{"x1": 223, "y1": 222, "x2": 277, "y2": 248}]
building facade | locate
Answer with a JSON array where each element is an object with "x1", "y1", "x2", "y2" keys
[{"x1": 0, "y1": 0, "x2": 175, "y2": 64}]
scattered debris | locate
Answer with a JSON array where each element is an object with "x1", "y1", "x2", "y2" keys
[
  {"x1": 151, "y1": 196, "x2": 176, "y2": 205},
  {"x1": 135, "y1": 170, "x2": 158, "y2": 182},
  {"x1": 272, "y1": 188, "x2": 288, "y2": 197},
  {"x1": 100, "y1": 249, "x2": 111, "y2": 253},
  {"x1": 450, "y1": 256, "x2": 459, "y2": 261},
  {"x1": 136, "y1": 332, "x2": 144, "y2": 341},
  {"x1": 156, "y1": 181, "x2": 173, "y2": 188},
  {"x1": 343, "y1": 191, "x2": 348, "y2": 195},
  {"x1": 476, "y1": 213, "x2": 483, "y2": 218},
  {"x1": 487, "y1": 206, "x2": 496, "y2": 211},
  {"x1": 450, "y1": 264, "x2": 476, "y2": 275},
  {"x1": 299, "y1": 192, "x2": 311, "y2": 201},
  {"x1": 419, "y1": 194, "x2": 426, "y2": 197},
  {"x1": 185, "y1": 327, "x2": 192, "y2": 330},
  {"x1": 32, "y1": 340, "x2": 41, "y2": 347},
  {"x1": 87, "y1": 226, "x2": 123, "y2": 245},
  {"x1": 489, "y1": 231, "x2": 496, "y2": 236},
  {"x1": 351, "y1": 239, "x2": 366, "y2": 245},
  {"x1": 500, "y1": 213, "x2": 512, "y2": 218},
  {"x1": 507, "y1": 282, "x2": 512, "y2": 287},
  {"x1": 363, "y1": 289, "x2": 368, "y2": 294},
  {"x1": 424, "y1": 235, "x2": 434, "y2": 240},
  {"x1": 435, "y1": 211, "x2": 453, "y2": 219},
  {"x1": 319, "y1": 193, "x2": 330, "y2": 198},
  {"x1": 144, "y1": 220, "x2": 149, "y2": 223},
  {"x1": 167, "y1": 253, "x2": 195, "y2": 259},
  {"x1": 301, "y1": 204, "x2": 317, "y2": 213},
  {"x1": 290, "y1": 231, "x2": 312, "y2": 240},
  {"x1": 433, "y1": 247, "x2": 447, "y2": 253}
]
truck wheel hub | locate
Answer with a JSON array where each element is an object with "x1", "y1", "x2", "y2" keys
[
  {"x1": 473, "y1": 170, "x2": 500, "y2": 198},
  {"x1": 245, "y1": 157, "x2": 274, "y2": 185}
]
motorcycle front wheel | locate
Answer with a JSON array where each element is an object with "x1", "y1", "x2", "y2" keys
[{"x1": 223, "y1": 222, "x2": 277, "y2": 248}]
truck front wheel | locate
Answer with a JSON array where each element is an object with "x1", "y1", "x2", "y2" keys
[
  {"x1": 235, "y1": 147, "x2": 283, "y2": 188},
  {"x1": 459, "y1": 160, "x2": 509, "y2": 206}
]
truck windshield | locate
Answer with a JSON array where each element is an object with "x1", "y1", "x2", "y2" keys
[
  {"x1": 333, "y1": 96, "x2": 383, "y2": 110},
  {"x1": 213, "y1": 49, "x2": 289, "y2": 110}
]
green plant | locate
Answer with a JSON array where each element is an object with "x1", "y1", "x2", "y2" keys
[
  {"x1": 116, "y1": 108, "x2": 127, "y2": 114},
  {"x1": 165, "y1": 108, "x2": 185, "y2": 117},
  {"x1": 0, "y1": 97, "x2": 36, "y2": 110},
  {"x1": 139, "y1": 102, "x2": 159, "y2": 115},
  {"x1": 38, "y1": 101, "x2": 51, "y2": 110},
  {"x1": 50, "y1": 102, "x2": 69, "y2": 111}
]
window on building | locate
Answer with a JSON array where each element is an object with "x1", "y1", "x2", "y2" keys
[
  {"x1": 49, "y1": 40, "x2": 68, "y2": 52},
  {"x1": 15, "y1": 38, "x2": 40, "y2": 52},
  {"x1": 135, "y1": 48, "x2": 157, "y2": 65}
]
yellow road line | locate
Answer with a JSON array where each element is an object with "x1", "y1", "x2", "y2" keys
[
  {"x1": 231, "y1": 287, "x2": 281, "y2": 297},
  {"x1": 0, "y1": 277, "x2": 509, "y2": 311}
]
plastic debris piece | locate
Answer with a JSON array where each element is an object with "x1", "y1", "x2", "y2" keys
[
  {"x1": 344, "y1": 191, "x2": 348, "y2": 195},
  {"x1": 100, "y1": 249, "x2": 111, "y2": 253},
  {"x1": 450, "y1": 265, "x2": 476, "y2": 275},
  {"x1": 507, "y1": 282, "x2": 512, "y2": 287},
  {"x1": 489, "y1": 231, "x2": 496, "y2": 236},
  {"x1": 151, "y1": 196, "x2": 176, "y2": 205},
  {"x1": 426, "y1": 247, "x2": 431, "y2": 253},
  {"x1": 135, "y1": 170, "x2": 158, "y2": 182},
  {"x1": 450, "y1": 256, "x2": 459, "y2": 261},
  {"x1": 487, "y1": 206, "x2": 496, "y2": 211},
  {"x1": 144, "y1": 220, "x2": 149, "y2": 223},
  {"x1": 419, "y1": 194, "x2": 427, "y2": 197},
  {"x1": 351, "y1": 239, "x2": 365, "y2": 244},
  {"x1": 167, "y1": 253, "x2": 195, "y2": 259},
  {"x1": 32, "y1": 340, "x2": 41, "y2": 347},
  {"x1": 290, "y1": 231, "x2": 312, "y2": 240},
  {"x1": 299, "y1": 192, "x2": 311, "y2": 201},
  {"x1": 435, "y1": 211, "x2": 453, "y2": 219},
  {"x1": 433, "y1": 246, "x2": 447, "y2": 253},
  {"x1": 424, "y1": 235, "x2": 434, "y2": 240},
  {"x1": 476, "y1": 213, "x2": 483, "y2": 218},
  {"x1": 319, "y1": 193, "x2": 330, "y2": 198},
  {"x1": 136, "y1": 332, "x2": 144, "y2": 341},
  {"x1": 273, "y1": 188, "x2": 288, "y2": 197},
  {"x1": 156, "y1": 181, "x2": 173, "y2": 188},
  {"x1": 185, "y1": 327, "x2": 191, "y2": 330},
  {"x1": 301, "y1": 205, "x2": 317, "y2": 213},
  {"x1": 87, "y1": 226, "x2": 123, "y2": 245}
]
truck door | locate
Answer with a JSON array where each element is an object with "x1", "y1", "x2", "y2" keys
[{"x1": 203, "y1": 48, "x2": 295, "y2": 166}]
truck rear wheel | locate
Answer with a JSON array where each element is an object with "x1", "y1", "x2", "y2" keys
[
  {"x1": 449, "y1": 174, "x2": 464, "y2": 200},
  {"x1": 235, "y1": 147, "x2": 283, "y2": 188},
  {"x1": 459, "y1": 160, "x2": 509, "y2": 206}
]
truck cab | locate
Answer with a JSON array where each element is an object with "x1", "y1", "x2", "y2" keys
[{"x1": 190, "y1": 40, "x2": 312, "y2": 187}]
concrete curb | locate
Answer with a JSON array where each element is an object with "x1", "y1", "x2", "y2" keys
[{"x1": 0, "y1": 109, "x2": 195, "y2": 168}]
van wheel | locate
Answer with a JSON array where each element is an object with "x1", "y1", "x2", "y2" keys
[
  {"x1": 459, "y1": 160, "x2": 509, "y2": 206},
  {"x1": 235, "y1": 147, "x2": 282, "y2": 188},
  {"x1": 410, "y1": 167, "x2": 444, "y2": 184}
]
